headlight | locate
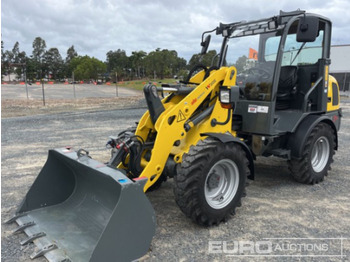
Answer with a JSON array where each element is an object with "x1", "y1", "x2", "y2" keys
[{"x1": 220, "y1": 90, "x2": 230, "y2": 103}]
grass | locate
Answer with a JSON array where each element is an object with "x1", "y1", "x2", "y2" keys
[{"x1": 116, "y1": 78, "x2": 178, "y2": 90}]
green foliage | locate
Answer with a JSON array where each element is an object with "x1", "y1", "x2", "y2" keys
[
  {"x1": 1, "y1": 41, "x2": 27, "y2": 80},
  {"x1": 44, "y1": 48, "x2": 64, "y2": 79},
  {"x1": 188, "y1": 50, "x2": 217, "y2": 69},
  {"x1": 31, "y1": 37, "x2": 47, "y2": 78},
  {"x1": 12, "y1": 42, "x2": 20, "y2": 63},
  {"x1": 2, "y1": 49, "x2": 13, "y2": 79},
  {"x1": 177, "y1": 69, "x2": 188, "y2": 80},
  {"x1": 25, "y1": 56, "x2": 37, "y2": 80},
  {"x1": 143, "y1": 48, "x2": 186, "y2": 79},
  {"x1": 71, "y1": 56, "x2": 107, "y2": 80},
  {"x1": 105, "y1": 48, "x2": 187, "y2": 81},
  {"x1": 32, "y1": 37, "x2": 46, "y2": 62},
  {"x1": 130, "y1": 50, "x2": 147, "y2": 79},
  {"x1": 65, "y1": 45, "x2": 78, "y2": 77},
  {"x1": 66, "y1": 45, "x2": 78, "y2": 63},
  {"x1": 106, "y1": 49, "x2": 130, "y2": 81},
  {"x1": 234, "y1": 55, "x2": 248, "y2": 72},
  {"x1": 1, "y1": 41, "x2": 4, "y2": 80},
  {"x1": 2, "y1": 36, "x2": 196, "y2": 82}
]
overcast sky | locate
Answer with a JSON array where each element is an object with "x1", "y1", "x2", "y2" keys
[{"x1": 2, "y1": 0, "x2": 350, "y2": 62}]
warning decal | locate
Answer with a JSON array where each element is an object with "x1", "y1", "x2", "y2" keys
[
  {"x1": 177, "y1": 110, "x2": 186, "y2": 122},
  {"x1": 248, "y1": 105, "x2": 257, "y2": 113}
]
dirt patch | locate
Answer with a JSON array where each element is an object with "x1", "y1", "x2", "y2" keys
[{"x1": 1, "y1": 96, "x2": 145, "y2": 118}]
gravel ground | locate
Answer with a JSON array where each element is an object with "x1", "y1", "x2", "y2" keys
[
  {"x1": 1, "y1": 83, "x2": 141, "y2": 100},
  {"x1": 1, "y1": 99, "x2": 350, "y2": 261}
]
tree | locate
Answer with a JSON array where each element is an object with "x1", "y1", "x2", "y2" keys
[
  {"x1": 144, "y1": 48, "x2": 162, "y2": 79},
  {"x1": 106, "y1": 49, "x2": 130, "y2": 81},
  {"x1": 188, "y1": 50, "x2": 217, "y2": 69},
  {"x1": 2, "y1": 41, "x2": 13, "y2": 80},
  {"x1": 0, "y1": 42, "x2": 27, "y2": 80},
  {"x1": 143, "y1": 48, "x2": 186, "y2": 79},
  {"x1": 130, "y1": 50, "x2": 147, "y2": 78},
  {"x1": 15, "y1": 51, "x2": 27, "y2": 79},
  {"x1": 66, "y1": 45, "x2": 78, "y2": 63},
  {"x1": 71, "y1": 56, "x2": 107, "y2": 80},
  {"x1": 32, "y1": 37, "x2": 47, "y2": 78},
  {"x1": 65, "y1": 45, "x2": 78, "y2": 78},
  {"x1": 12, "y1": 42, "x2": 20, "y2": 63},
  {"x1": 44, "y1": 48, "x2": 64, "y2": 79},
  {"x1": 1, "y1": 36, "x2": 191, "y2": 81},
  {"x1": 1, "y1": 41, "x2": 4, "y2": 80},
  {"x1": 32, "y1": 37, "x2": 46, "y2": 62},
  {"x1": 173, "y1": 55, "x2": 187, "y2": 77},
  {"x1": 8, "y1": 42, "x2": 27, "y2": 79},
  {"x1": 1, "y1": 41, "x2": 4, "y2": 59},
  {"x1": 2, "y1": 50, "x2": 13, "y2": 81},
  {"x1": 25, "y1": 56, "x2": 37, "y2": 80},
  {"x1": 235, "y1": 55, "x2": 248, "y2": 72}
]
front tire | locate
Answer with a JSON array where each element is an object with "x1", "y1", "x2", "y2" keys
[
  {"x1": 289, "y1": 122, "x2": 335, "y2": 184},
  {"x1": 173, "y1": 138, "x2": 250, "y2": 226}
]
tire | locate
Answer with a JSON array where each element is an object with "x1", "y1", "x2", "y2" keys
[
  {"x1": 173, "y1": 138, "x2": 250, "y2": 226},
  {"x1": 289, "y1": 122, "x2": 335, "y2": 184}
]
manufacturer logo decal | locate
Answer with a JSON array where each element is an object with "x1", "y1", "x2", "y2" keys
[{"x1": 205, "y1": 79, "x2": 217, "y2": 90}]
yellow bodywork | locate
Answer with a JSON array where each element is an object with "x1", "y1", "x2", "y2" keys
[
  {"x1": 122, "y1": 64, "x2": 341, "y2": 191},
  {"x1": 134, "y1": 66, "x2": 238, "y2": 191},
  {"x1": 327, "y1": 75, "x2": 340, "y2": 112}
]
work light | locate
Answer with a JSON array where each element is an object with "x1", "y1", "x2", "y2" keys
[{"x1": 220, "y1": 89, "x2": 230, "y2": 104}]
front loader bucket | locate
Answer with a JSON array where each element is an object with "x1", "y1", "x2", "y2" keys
[{"x1": 8, "y1": 148, "x2": 156, "y2": 262}]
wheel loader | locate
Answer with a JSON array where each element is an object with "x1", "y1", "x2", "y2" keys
[{"x1": 7, "y1": 10, "x2": 342, "y2": 262}]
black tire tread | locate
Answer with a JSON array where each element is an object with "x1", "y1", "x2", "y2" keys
[
  {"x1": 288, "y1": 122, "x2": 336, "y2": 184},
  {"x1": 174, "y1": 138, "x2": 250, "y2": 226}
]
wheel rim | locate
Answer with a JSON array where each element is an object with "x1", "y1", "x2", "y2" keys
[
  {"x1": 204, "y1": 159, "x2": 239, "y2": 209},
  {"x1": 311, "y1": 136, "x2": 330, "y2": 173}
]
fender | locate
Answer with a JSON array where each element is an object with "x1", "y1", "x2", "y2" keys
[
  {"x1": 201, "y1": 132, "x2": 255, "y2": 180},
  {"x1": 288, "y1": 114, "x2": 339, "y2": 159}
]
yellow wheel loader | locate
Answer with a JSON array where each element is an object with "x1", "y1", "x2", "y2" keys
[{"x1": 7, "y1": 10, "x2": 342, "y2": 261}]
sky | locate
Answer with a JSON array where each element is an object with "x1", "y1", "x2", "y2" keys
[{"x1": 1, "y1": 0, "x2": 350, "y2": 63}]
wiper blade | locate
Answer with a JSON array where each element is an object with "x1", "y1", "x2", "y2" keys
[{"x1": 291, "y1": 42, "x2": 306, "y2": 65}]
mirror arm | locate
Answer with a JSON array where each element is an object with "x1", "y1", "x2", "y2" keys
[{"x1": 201, "y1": 28, "x2": 216, "y2": 44}]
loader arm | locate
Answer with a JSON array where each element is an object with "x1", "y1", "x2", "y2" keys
[{"x1": 135, "y1": 66, "x2": 238, "y2": 191}]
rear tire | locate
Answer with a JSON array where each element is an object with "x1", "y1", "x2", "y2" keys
[
  {"x1": 289, "y1": 122, "x2": 335, "y2": 184},
  {"x1": 173, "y1": 138, "x2": 250, "y2": 226}
]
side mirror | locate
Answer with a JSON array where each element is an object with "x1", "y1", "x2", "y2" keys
[
  {"x1": 297, "y1": 16, "x2": 319, "y2": 42},
  {"x1": 201, "y1": 35, "x2": 211, "y2": 55}
]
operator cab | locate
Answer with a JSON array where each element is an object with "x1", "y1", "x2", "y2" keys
[{"x1": 216, "y1": 10, "x2": 332, "y2": 135}]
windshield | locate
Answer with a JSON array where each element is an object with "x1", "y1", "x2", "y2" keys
[
  {"x1": 265, "y1": 29, "x2": 324, "y2": 66},
  {"x1": 225, "y1": 31, "x2": 280, "y2": 101}
]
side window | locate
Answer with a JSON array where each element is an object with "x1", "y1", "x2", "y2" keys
[
  {"x1": 282, "y1": 20, "x2": 324, "y2": 66},
  {"x1": 332, "y1": 82, "x2": 339, "y2": 105},
  {"x1": 265, "y1": 36, "x2": 281, "y2": 61}
]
